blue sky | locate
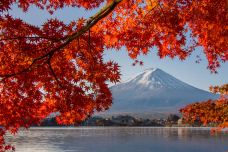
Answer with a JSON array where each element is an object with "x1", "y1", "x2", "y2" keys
[{"x1": 8, "y1": 5, "x2": 228, "y2": 91}]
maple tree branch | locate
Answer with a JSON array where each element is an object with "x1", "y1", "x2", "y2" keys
[
  {"x1": 65, "y1": 0, "x2": 122, "y2": 44},
  {"x1": 0, "y1": 42, "x2": 57, "y2": 81},
  {"x1": 47, "y1": 53, "x2": 64, "y2": 88},
  {"x1": 0, "y1": 0, "x2": 122, "y2": 81},
  {"x1": 88, "y1": 29, "x2": 96, "y2": 70},
  {"x1": 0, "y1": 57, "x2": 47, "y2": 82},
  {"x1": 144, "y1": 4, "x2": 159, "y2": 18},
  {"x1": 87, "y1": 0, "x2": 122, "y2": 24}
]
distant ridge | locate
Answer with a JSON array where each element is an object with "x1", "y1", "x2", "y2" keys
[{"x1": 102, "y1": 68, "x2": 218, "y2": 115}]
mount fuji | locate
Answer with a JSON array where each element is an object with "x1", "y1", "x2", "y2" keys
[{"x1": 104, "y1": 68, "x2": 218, "y2": 114}]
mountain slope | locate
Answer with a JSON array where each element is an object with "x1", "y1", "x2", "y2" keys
[{"x1": 106, "y1": 68, "x2": 218, "y2": 113}]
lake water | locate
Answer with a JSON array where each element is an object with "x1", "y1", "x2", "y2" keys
[{"x1": 5, "y1": 127, "x2": 228, "y2": 152}]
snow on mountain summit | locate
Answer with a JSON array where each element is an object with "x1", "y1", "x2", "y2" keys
[
  {"x1": 113, "y1": 68, "x2": 192, "y2": 91},
  {"x1": 107, "y1": 68, "x2": 218, "y2": 113},
  {"x1": 129, "y1": 68, "x2": 190, "y2": 89}
]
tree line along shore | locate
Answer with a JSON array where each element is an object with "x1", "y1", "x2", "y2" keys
[{"x1": 37, "y1": 114, "x2": 218, "y2": 127}]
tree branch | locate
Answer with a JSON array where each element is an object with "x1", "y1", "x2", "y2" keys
[
  {"x1": 0, "y1": 0, "x2": 122, "y2": 81},
  {"x1": 47, "y1": 53, "x2": 63, "y2": 88}
]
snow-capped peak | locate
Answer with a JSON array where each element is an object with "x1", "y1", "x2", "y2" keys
[
  {"x1": 107, "y1": 68, "x2": 218, "y2": 114},
  {"x1": 120, "y1": 68, "x2": 189, "y2": 90},
  {"x1": 137, "y1": 68, "x2": 159, "y2": 85}
]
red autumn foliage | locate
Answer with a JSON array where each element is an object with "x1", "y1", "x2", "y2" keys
[
  {"x1": 180, "y1": 84, "x2": 228, "y2": 128},
  {"x1": 0, "y1": 0, "x2": 227, "y2": 151}
]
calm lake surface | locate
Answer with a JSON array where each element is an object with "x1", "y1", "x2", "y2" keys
[{"x1": 5, "y1": 127, "x2": 228, "y2": 152}]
